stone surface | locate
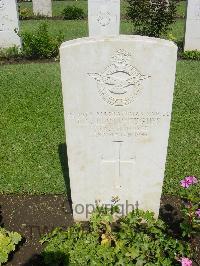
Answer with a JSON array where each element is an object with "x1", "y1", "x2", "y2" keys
[
  {"x1": 0, "y1": 0, "x2": 21, "y2": 48},
  {"x1": 88, "y1": 0, "x2": 120, "y2": 37},
  {"x1": 60, "y1": 35, "x2": 177, "y2": 221},
  {"x1": 32, "y1": 0, "x2": 52, "y2": 17},
  {"x1": 184, "y1": 0, "x2": 200, "y2": 51}
]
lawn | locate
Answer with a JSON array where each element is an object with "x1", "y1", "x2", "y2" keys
[
  {"x1": 20, "y1": 19, "x2": 89, "y2": 41},
  {"x1": 0, "y1": 63, "x2": 66, "y2": 194},
  {"x1": 0, "y1": 61, "x2": 200, "y2": 195},
  {"x1": 176, "y1": 0, "x2": 186, "y2": 18},
  {"x1": 19, "y1": 18, "x2": 185, "y2": 45}
]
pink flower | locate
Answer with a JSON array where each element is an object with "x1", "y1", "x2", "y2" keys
[
  {"x1": 185, "y1": 176, "x2": 198, "y2": 185},
  {"x1": 179, "y1": 257, "x2": 192, "y2": 266},
  {"x1": 180, "y1": 179, "x2": 191, "y2": 188},
  {"x1": 180, "y1": 176, "x2": 198, "y2": 188},
  {"x1": 195, "y1": 209, "x2": 200, "y2": 218}
]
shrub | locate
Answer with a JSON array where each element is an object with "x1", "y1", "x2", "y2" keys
[
  {"x1": 126, "y1": 0, "x2": 177, "y2": 38},
  {"x1": 182, "y1": 50, "x2": 200, "y2": 61},
  {"x1": 0, "y1": 227, "x2": 22, "y2": 265},
  {"x1": 62, "y1": 6, "x2": 85, "y2": 20},
  {"x1": 41, "y1": 205, "x2": 191, "y2": 265},
  {"x1": 19, "y1": 7, "x2": 31, "y2": 20},
  {"x1": 21, "y1": 23, "x2": 64, "y2": 59}
]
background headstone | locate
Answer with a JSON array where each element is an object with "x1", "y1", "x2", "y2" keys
[
  {"x1": 32, "y1": 0, "x2": 52, "y2": 17},
  {"x1": 184, "y1": 0, "x2": 200, "y2": 51},
  {"x1": 88, "y1": 0, "x2": 120, "y2": 37},
  {"x1": 0, "y1": 0, "x2": 21, "y2": 48},
  {"x1": 60, "y1": 35, "x2": 177, "y2": 221}
]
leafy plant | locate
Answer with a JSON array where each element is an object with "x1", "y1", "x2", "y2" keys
[
  {"x1": 19, "y1": 7, "x2": 31, "y2": 20},
  {"x1": 21, "y1": 22, "x2": 64, "y2": 59},
  {"x1": 126, "y1": 0, "x2": 177, "y2": 37},
  {"x1": 62, "y1": 6, "x2": 85, "y2": 20},
  {"x1": 182, "y1": 50, "x2": 200, "y2": 61},
  {"x1": 0, "y1": 227, "x2": 22, "y2": 265},
  {"x1": 41, "y1": 204, "x2": 191, "y2": 265}
]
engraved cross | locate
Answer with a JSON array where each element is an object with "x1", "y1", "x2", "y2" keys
[{"x1": 101, "y1": 141, "x2": 136, "y2": 189}]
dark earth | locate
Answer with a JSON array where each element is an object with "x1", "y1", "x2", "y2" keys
[
  {"x1": 0, "y1": 195, "x2": 73, "y2": 266},
  {"x1": 0, "y1": 194, "x2": 199, "y2": 266}
]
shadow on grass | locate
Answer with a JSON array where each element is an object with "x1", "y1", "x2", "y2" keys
[
  {"x1": 58, "y1": 143, "x2": 72, "y2": 212},
  {"x1": 22, "y1": 251, "x2": 68, "y2": 266}
]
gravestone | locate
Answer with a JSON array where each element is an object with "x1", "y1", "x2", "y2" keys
[
  {"x1": 184, "y1": 0, "x2": 200, "y2": 51},
  {"x1": 0, "y1": 0, "x2": 21, "y2": 48},
  {"x1": 88, "y1": 0, "x2": 120, "y2": 37},
  {"x1": 60, "y1": 35, "x2": 177, "y2": 221},
  {"x1": 32, "y1": 0, "x2": 52, "y2": 17}
]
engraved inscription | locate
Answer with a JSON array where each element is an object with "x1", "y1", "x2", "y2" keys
[
  {"x1": 67, "y1": 111, "x2": 170, "y2": 137},
  {"x1": 97, "y1": 11, "x2": 111, "y2": 27},
  {"x1": 88, "y1": 49, "x2": 151, "y2": 106}
]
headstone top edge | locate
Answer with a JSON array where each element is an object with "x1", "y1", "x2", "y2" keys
[{"x1": 60, "y1": 35, "x2": 177, "y2": 50}]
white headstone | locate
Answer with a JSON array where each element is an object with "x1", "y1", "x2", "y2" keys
[
  {"x1": 60, "y1": 36, "x2": 177, "y2": 221},
  {"x1": 88, "y1": 0, "x2": 120, "y2": 37},
  {"x1": 32, "y1": 0, "x2": 52, "y2": 17},
  {"x1": 184, "y1": 0, "x2": 200, "y2": 51},
  {"x1": 0, "y1": 0, "x2": 21, "y2": 49}
]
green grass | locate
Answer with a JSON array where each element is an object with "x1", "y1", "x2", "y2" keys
[
  {"x1": 20, "y1": 19, "x2": 89, "y2": 41},
  {"x1": 176, "y1": 1, "x2": 186, "y2": 18},
  {"x1": 19, "y1": 18, "x2": 185, "y2": 45},
  {"x1": 0, "y1": 60, "x2": 199, "y2": 195},
  {"x1": 20, "y1": 20, "x2": 133, "y2": 42},
  {"x1": 170, "y1": 19, "x2": 185, "y2": 43},
  {"x1": 164, "y1": 60, "x2": 200, "y2": 195},
  {"x1": 0, "y1": 63, "x2": 66, "y2": 194}
]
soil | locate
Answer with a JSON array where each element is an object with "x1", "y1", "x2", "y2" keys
[
  {"x1": 0, "y1": 195, "x2": 73, "y2": 266},
  {"x1": 0, "y1": 194, "x2": 199, "y2": 266}
]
